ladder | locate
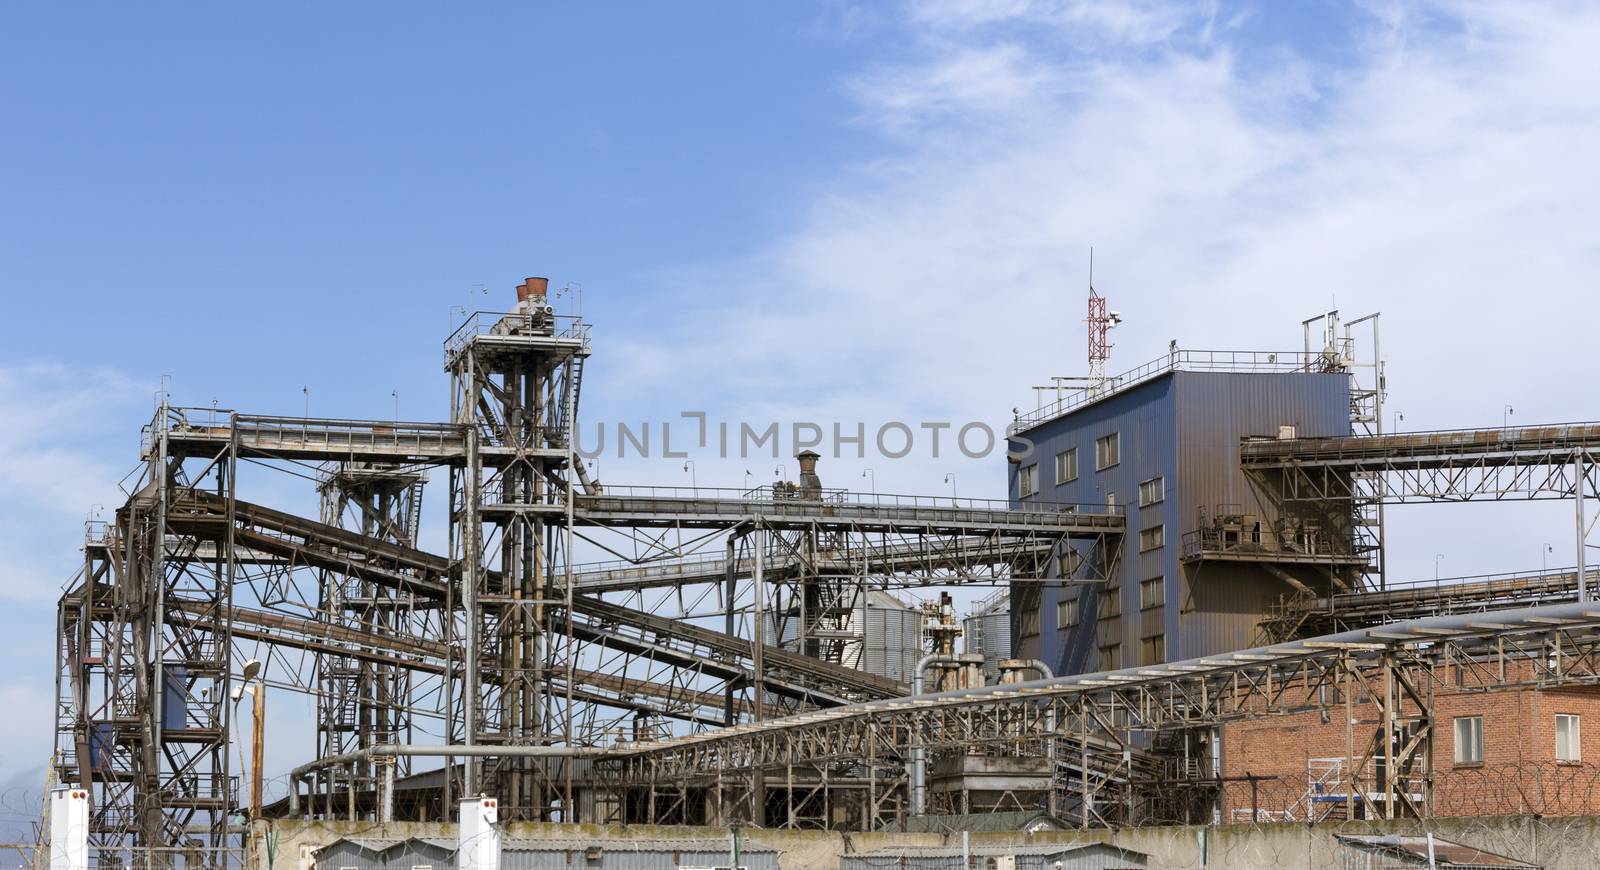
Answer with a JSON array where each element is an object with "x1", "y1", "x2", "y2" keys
[{"x1": 404, "y1": 481, "x2": 424, "y2": 545}]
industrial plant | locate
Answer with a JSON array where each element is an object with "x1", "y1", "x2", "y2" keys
[{"x1": 43, "y1": 277, "x2": 1600, "y2": 870}]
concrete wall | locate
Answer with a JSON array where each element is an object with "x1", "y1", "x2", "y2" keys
[{"x1": 263, "y1": 815, "x2": 1600, "y2": 870}]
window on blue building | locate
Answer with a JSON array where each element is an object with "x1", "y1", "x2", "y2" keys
[
  {"x1": 1140, "y1": 577, "x2": 1165, "y2": 610},
  {"x1": 1139, "y1": 476, "x2": 1164, "y2": 506},
  {"x1": 1018, "y1": 464, "x2": 1038, "y2": 498},
  {"x1": 1095, "y1": 433, "x2": 1120, "y2": 469},
  {"x1": 1139, "y1": 524, "x2": 1165, "y2": 552},
  {"x1": 1055, "y1": 448, "x2": 1078, "y2": 484},
  {"x1": 1140, "y1": 633, "x2": 1166, "y2": 665},
  {"x1": 1057, "y1": 598, "x2": 1079, "y2": 629},
  {"x1": 1057, "y1": 550, "x2": 1080, "y2": 578}
]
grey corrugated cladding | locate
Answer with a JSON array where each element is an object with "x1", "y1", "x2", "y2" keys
[
  {"x1": 317, "y1": 837, "x2": 779, "y2": 870},
  {"x1": 964, "y1": 608, "x2": 1012, "y2": 681},
  {"x1": 314, "y1": 837, "x2": 456, "y2": 870}
]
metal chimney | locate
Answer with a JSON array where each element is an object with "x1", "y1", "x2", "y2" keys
[{"x1": 796, "y1": 450, "x2": 821, "y2": 499}]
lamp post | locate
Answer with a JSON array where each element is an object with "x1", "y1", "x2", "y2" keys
[
  {"x1": 230, "y1": 661, "x2": 265, "y2": 814},
  {"x1": 1503, "y1": 405, "x2": 1515, "y2": 429},
  {"x1": 683, "y1": 460, "x2": 697, "y2": 491},
  {"x1": 943, "y1": 473, "x2": 957, "y2": 501},
  {"x1": 1435, "y1": 553, "x2": 1445, "y2": 581},
  {"x1": 862, "y1": 468, "x2": 876, "y2": 497}
]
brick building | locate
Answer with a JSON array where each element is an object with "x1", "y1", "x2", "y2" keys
[{"x1": 1220, "y1": 680, "x2": 1600, "y2": 822}]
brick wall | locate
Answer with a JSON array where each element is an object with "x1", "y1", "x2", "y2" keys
[{"x1": 1219, "y1": 682, "x2": 1600, "y2": 820}]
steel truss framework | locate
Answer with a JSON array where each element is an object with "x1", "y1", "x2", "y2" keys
[
  {"x1": 1243, "y1": 425, "x2": 1600, "y2": 598},
  {"x1": 1258, "y1": 567, "x2": 1600, "y2": 643},
  {"x1": 1242, "y1": 425, "x2": 1600, "y2": 504},
  {"x1": 53, "y1": 298, "x2": 1122, "y2": 853},
  {"x1": 58, "y1": 295, "x2": 1600, "y2": 853},
  {"x1": 595, "y1": 603, "x2": 1600, "y2": 831}
]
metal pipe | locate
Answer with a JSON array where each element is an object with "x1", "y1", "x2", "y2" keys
[
  {"x1": 1579, "y1": 449, "x2": 1589, "y2": 604},
  {"x1": 910, "y1": 654, "x2": 963, "y2": 816},
  {"x1": 1018, "y1": 659, "x2": 1053, "y2": 680}
]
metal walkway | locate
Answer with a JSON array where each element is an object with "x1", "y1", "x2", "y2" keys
[
  {"x1": 1259, "y1": 567, "x2": 1600, "y2": 640},
  {"x1": 1242, "y1": 422, "x2": 1600, "y2": 502},
  {"x1": 574, "y1": 486, "x2": 1121, "y2": 535}
]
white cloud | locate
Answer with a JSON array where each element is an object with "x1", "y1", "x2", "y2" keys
[
  {"x1": 0, "y1": 365, "x2": 145, "y2": 779},
  {"x1": 604, "y1": 0, "x2": 1600, "y2": 583},
  {"x1": 0, "y1": 365, "x2": 143, "y2": 600}
]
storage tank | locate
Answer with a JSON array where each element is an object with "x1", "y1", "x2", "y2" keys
[
  {"x1": 964, "y1": 590, "x2": 1011, "y2": 683},
  {"x1": 860, "y1": 589, "x2": 925, "y2": 682},
  {"x1": 770, "y1": 588, "x2": 924, "y2": 683}
]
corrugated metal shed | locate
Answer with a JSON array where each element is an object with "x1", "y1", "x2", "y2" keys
[
  {"x1": 314, "y1": 837, "x2": 457, "y2": 870},
  {"x1": 500, "y1": 838, "x2": 779, "y2": 870},
  {"x1": 315, "y1": 836, "x2": 780, "y2": 870},
  {"x1": 842, "y1": 843, "x2": 1147, "y2": 870}
]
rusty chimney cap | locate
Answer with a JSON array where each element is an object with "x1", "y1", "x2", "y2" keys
[
  {"x1": 516, "y1": 276, "x2": 550, "y2": 302},
  {"x1": 796, "y1": 450, "x2": 821, "y2": 459}
]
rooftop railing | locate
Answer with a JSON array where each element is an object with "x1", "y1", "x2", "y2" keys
[
  {"x1": 444, "y1": 309, "x2": 591, "y2": 363},
  {"x1": 1010, "y1": 349, "x2": 1323, "y2": 434}
]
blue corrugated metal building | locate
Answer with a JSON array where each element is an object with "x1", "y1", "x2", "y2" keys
[{"x1": 1007, "y1": 365, "x2": 1352, "y2": 676}]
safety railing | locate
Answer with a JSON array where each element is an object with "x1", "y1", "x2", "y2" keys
[
  {"x1": 575, "y1": 484, "x2": 1120, "y2": 524},
  {"x1": 444, "y1": 310, "x2": 591, "y2": 362},
  {"x1": 1181, "y1": 525, "x2": 1361, "y2": 561},
  {"x1": 1240, "y1": 420, "x2": 1600, "y2": 462},
  {"x1": 1011, "y1": 349, "x2": 1319, "y2": 433}
]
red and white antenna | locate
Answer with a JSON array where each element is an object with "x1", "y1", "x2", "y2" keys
[{"x1": 1086, "y1": 248, "x2": 1121, "y2": 385}]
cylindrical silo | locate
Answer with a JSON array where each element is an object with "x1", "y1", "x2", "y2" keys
[
  {"x1": 860, "y1": 589, "x2": 924, "y2": 683},
  {"x1": 963, "y1": 590, "x2": 1012, "y2": 683}
]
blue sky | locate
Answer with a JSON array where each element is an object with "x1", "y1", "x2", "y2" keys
[{"x1": 3, "y1": 0, "x2": 1599, "y2": 796}]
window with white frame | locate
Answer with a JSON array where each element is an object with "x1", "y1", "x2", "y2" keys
[
  {"x1": 1095, "y1": 433, "x2": 1120, "y2": 470},
  {"x1": 1139, "y1": 476, "x2": 1164, "y2": 506},
  {"x1": 1055, "y1": 448, "x2": 1078, "y2": 484},
  {"x1": 1057, "y1": 597, "x2": 1079, "y2": 629},
  {"x1": 1140, "y1": 577, "x2": 1165, "y2": 610},
  {"x1": 1139, "y1": 524, "x2": 1165, "y2": 552},
  {"x1": 1454, "y1": 716, "x2": 1484, "y2": 763},
  {"x1": 1018, "y1": 464, "x2": 1037, "y2": 498},
  {"x1": 1557, "y1": 714, "x2": 1581, "y2": 762}
]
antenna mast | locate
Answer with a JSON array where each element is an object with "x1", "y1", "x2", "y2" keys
[{"x1": 1086, "y1": 248, "x2": 1115, "y2": 387}]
